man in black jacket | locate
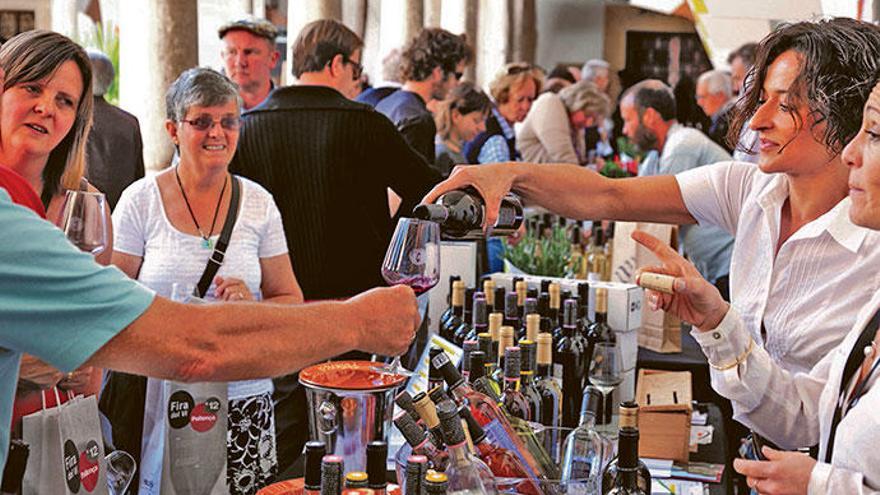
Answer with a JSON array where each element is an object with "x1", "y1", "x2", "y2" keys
[
  {"x1": 375, "y1": 28, "x2": 472, "y2": 165},
  {"x1": 230, "y1": 19, "x2": 441, "y2": 472}
]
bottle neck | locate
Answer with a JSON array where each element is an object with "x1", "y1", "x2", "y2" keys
[
  {"x1": 453, "y1": 304, "x2": 463, "y2": 317},
  {"x1": 578, "y1": 411, "x2": 597, "y2": 430},
  {"x1": 520, "y1": 370, "x2": 535, "y2": 385},
  {"x1": 448, "y1": 440, "x2": 472, "y2": 464},
  {"x1": 504, "y1": 375, "x2": 520, "y2": 391},
  {"x1": 536, "y1": 362, "x2": 553, "y2": 378},
  {"x1": 595, "y1": 311, "x2": 606, "y2": 324},
  {"x1": 617, "y1": 429, "x2": 640, "y2": 469}
]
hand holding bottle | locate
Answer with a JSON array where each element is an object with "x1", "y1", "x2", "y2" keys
[
  {"x1": 733, "y1": 446, "x2": 815, "y2": 495},
  {"x1": 345, "y1": 285, "x2": 419, "y2": 356},
  {"x1": 421, "y1": 163, "x2": 519, "y2": 234},
  {"x1": 631, "y1": 230, "x2": 729, "y2": 332}
]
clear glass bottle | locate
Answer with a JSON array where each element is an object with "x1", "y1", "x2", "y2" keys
[
  {"x1": 602, "y1": 402, "x2": 651, "y2": 494},
  {"x1": 436, "y1": 400, "x2": 499, "y2": 495},
  {"x1": 561, "y1": 386, "x2": 607, "y2": 494}
]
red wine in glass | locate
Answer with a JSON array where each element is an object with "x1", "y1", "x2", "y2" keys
[
  {"x1": 377, "y1": 218, "x2": 441, "y2": 376},
  {"x1": 381, "y1": 272, "x2": 439, "y2": 295}
]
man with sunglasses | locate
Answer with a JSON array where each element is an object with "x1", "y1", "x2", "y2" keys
[
  {"x1": 229, "y1": 19, "x2": 441, "y2": 473},
  {"x1": 375, "y1": 28, "x2": 472, "y2": 166}
]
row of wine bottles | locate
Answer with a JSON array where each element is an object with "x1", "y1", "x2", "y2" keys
[
  {"x1": 302, "y1": 440, "x2": 389, "y2": 495},
  {"x1": 393, "y1": 342, "x2": 652, "y2": 494},
  {"x1": 438, "y1": 275, "x2": 618, "y2": 430}
]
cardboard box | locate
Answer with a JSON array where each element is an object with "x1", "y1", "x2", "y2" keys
[{"x1": 635, "y1": 369, "x2": 693, "y2": 462}]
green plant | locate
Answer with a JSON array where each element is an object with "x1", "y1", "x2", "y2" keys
[
  {"x1": 502, "y1": 225, "x2": 581, "y2": 277},
  {"x1": 79, "y1": 21, "x2": 120, "y2": 105}
]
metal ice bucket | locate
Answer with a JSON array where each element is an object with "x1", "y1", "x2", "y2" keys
[{"x1": 299, "y1": 361, "x2": 406, "y2": 472}]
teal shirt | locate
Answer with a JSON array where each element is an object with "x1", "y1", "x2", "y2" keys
[{"x1": 0, "y1": 190, "x2": 154, "y2": 475}]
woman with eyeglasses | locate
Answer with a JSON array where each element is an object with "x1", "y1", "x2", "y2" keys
[
  {"x1": 463, "y1": 62, "x2": 543, "y2": 164},
  {"x1": 111, "y1": 67, "x2": 302, "y2": 494}
]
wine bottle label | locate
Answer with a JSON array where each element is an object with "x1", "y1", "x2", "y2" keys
[{"x1": 431, "y1": 350, "x2": 451, "y2": 370}]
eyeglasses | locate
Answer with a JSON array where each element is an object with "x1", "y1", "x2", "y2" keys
[
  {"x1": 181, "y1": 115, "x2": 241, "y2": 131},
  {"x1": 343, "y1": 56, "x2": 363, "y2": 80}
]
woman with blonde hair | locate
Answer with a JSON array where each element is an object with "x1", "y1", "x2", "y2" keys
[
  {"x1": 463, "y1": 62, "x2": 543, "y2": 163},
  {"x1": 517, "y1": 79, "x2": 610, "y2": 164},
  {"x1": 2, "y1": 29, "x2": 106, "y2": 435},
  {"x1": 434, "y1": 82, "x2": 490, "y2": 176}
]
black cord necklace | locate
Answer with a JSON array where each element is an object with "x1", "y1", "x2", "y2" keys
[{"x1": 175, "y1": 166, "x2": 228, "y2": 250}]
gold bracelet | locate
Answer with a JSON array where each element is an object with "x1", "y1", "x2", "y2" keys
[{"x1": 709, "y1": 337, "x2": 755, "y2": 371}]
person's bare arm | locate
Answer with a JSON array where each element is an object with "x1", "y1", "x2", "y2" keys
[
  {"x1": 258, "y1": 254, "x2": 303, "y2": 304},
  {"x1": 84, "y1": 285, "x2": 418, "y2": 383},
  {"x1": 423, "y1": 162, "x2": 696, "y2": 230}
]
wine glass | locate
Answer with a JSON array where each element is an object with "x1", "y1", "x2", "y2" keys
[
  {"x1": 105, "y1": 450, "x2": 136, "y2": 495},
  {"x1": 376, "y1": 217, "x2": 441, "y2": 376},
  {"x1": 588, "y1": 342, "x2": 623, "y2": 427},
  {"x1": 57, "y1": 190, "x2": 108, "y2": 255}
]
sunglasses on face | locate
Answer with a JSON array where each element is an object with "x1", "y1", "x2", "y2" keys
[
  {"x1": 505, "y1": 63, "x2": 533, "y2": 76},
  {"x1": 181, "y1": 115, "x2": 241, "y2": 131}
]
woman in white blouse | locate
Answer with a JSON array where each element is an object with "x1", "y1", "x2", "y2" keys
[
  {"x1": 423, "y1": 18, "x2": 880, "y2": 378},
  {"x1": 628, "y1": 79, "x2": 880, "y2": 494},
  {"x1": 111, "y1": 67, "x2": 302, "y2": 494}
]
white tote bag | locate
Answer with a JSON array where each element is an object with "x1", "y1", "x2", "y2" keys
[
  {"x1": 22, "y1": 390, "x2": 109, "y2": 495},
  {"x1": 138, "y1": 378, "x2": 228, "y2": 494}
]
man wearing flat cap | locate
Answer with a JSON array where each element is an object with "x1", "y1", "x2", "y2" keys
[{"x1": 219, "y1": 16, "x2": 280, "y2": 110}]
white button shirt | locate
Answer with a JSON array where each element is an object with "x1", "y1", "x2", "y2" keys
[
  {"x1": 692, "y1": 289, "x2": 880, "y2": 494},
  {"x1": 677, "y1": 162, "x2": 880, "y2": 374}
]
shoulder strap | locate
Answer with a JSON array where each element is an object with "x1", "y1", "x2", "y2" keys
[
  {"x1": 195, "y1": 176, "x2": 241, "y2": 298},
  {"x1": 825, "y1": 305, "x2": 880, "y2": 462}
]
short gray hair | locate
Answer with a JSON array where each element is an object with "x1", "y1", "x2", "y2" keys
[
  {"x1": 581, "y1": 59, "x2": 610, "y2": 82},
  {"x1": 558, "y1": 79, "x2": 610, "y2": 118},
  {"x1": 697, "y1": 70, "x2": 733, "y2": 98},
  {"x1": 165, "y1": 67, "x2": 242, "y2": 122},
  {"x1": 87, "y1": 49, "x2": 114, "y2": 97}
]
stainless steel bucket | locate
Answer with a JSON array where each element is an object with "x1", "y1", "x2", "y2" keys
[{"x1": 299, "y1": 361, "x2": 406, "y2": 472}]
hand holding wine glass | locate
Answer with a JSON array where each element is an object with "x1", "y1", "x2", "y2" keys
[
  {"x1": 57, "y1": 190, "x2": 108, "y2": 255},
  {"x1": 376, "y1": 217, "x2": 441, "y2": 376}
]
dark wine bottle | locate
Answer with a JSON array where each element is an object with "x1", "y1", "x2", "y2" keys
[
  {"x1": 500, "y1": 347, "x2": 531, "y2": 421},
  {"x1": 439, "y1": 281, "x2": 465, "y2": 342},
  {"x1": 461, "y1": 339, "x2": 478, "y2": 378},
  {"x1": 366, "y1": 441, "x2": 388, "y2": 495},
  {"x1": 514, "y1": 280, "x2": 527, "y2": 317},
  {"x1": 303, "y1": 440, "x2": 326, "y2": 495},
  {"x1": 555, "y1": 300, "x2": 586, "y2": 428},
  {"x1": 503, "y1": 292, "x2": 520, "y2": 331},
  {"x1": 538, "y1": 293, "x2": 553, "y2": 334},
  {"x1": 427, "y1": 347, "x2": 446, "y2": 392},
  {"x1": 548, "y1": 282, "x2": 561, "y2": 328},
  {"x1": 602, "y1": 402, "x2": 651, "y2": 494},
  {"x1": 464, "y1": 299, "x2": 489, "y2": 344},
  {"x1": 412, "y1": 187, "x2": 524, "y2": 239},
  {"x1": 535, "y1": 333, "x2": 562, "y2": 457},
  {"x1": 492, "y1": 326, "x2": 515, "y2": 385},
  {"x1": 586, "y1": 288, "x2": 615, "y2": 419},
  {"x1": 518, "y1": 340, "x2": 542, "y2": 423},
  {"x1": 493, "y1": 286, "x2": 507, "y2": 314}
]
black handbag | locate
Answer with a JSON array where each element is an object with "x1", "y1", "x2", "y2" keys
[{"x1": 98, "y1": 176, "x2": 241, "y2": 486}]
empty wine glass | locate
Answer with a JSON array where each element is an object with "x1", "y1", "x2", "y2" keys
[
  {"x1": 375, "y1": 217, "x2": 441, "y2": 376},
  {"x1": 57, "y1": 190, "x2": 108, "y2": 255},
  {"x1": 105, "y1": 450, "x2": 136, "y2": 495},
  {"x1": 588, "y1": 342, "x2": 623, "y2": 428}
]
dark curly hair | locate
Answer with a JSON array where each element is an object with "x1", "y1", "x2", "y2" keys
[
  {"x1": 399, "y1": 28, "x2": 472, "y2": 82},
  {"x1": 728, "y1": 18, "x2": 880, "y2": 156}
]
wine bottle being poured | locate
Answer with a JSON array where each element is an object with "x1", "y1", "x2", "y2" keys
[{"x1": 413, "y1": 187, "x2": 523, "y2": 239}]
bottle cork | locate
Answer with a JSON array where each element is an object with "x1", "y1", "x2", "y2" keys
[
  {"x1": 536, "y1": 333, "x2": 554, "y2": 365},
  {"x1": 483, "y1": 279, "x2": 496, "y2": 306},
  {"x1": 412, "y1": 393, "x2": 440, "y2": 429},
  {"x1": 549, "y1": 282, "x2": 561, "y2": 309},
  {"x1": 637, "y1": 271, "x2": 676, "y2": 294},
  {"x1": 499, "y1": 326, "x2": 515, "y2": 359},
  {"x1": 451, "y1": 281, "x2": 465, "y2": 306},
  {"x1": 488, "y1": 314, "x2": 503, "y2": 341},
  {"x1": 526, "y1": 314, "x2": 540, "y2": 342},
  {"x1": 596, "y1": 287, "x2": 608, "y2": 314},
  {"x1": 618, "y1": 400, "x2": 639, "y2": 429},
  {"x1": 515, "y1": 280, "x2": 528, "y2": 306}
]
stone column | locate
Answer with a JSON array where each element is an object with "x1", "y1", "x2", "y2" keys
[
  {"x1": 441, "y1": 0, "x2": 478, "y2": 82},
  {"x1": 119, "y1": 0, "x2": 198, "y2": 173},
  {"x1": 287, "y1": 0, "x2": 343, "y2": 81},
  {"x1": 379, "y1": 0, "x2": 423, "y2": 68},
  {"x1": 51, "y1": 0, "x2": 79, "y2": 39},
  {"x1": 476, "y1": 0, "x2": 509, "y2": 87},
  {"x1": 424, "y1": 0, "x2": 442, "y2": 27},
  {"x1": 509, "y1": 0, "x2": 536, "y2": 64},
  {"x1": 342, "y1": 0, "x2": 367, "y2": 38}
]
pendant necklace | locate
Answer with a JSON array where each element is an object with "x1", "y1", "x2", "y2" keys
[{"x1": 175, "y1": 167, "x2": 228, "y2": 250}]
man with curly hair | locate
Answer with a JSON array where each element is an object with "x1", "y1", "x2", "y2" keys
[{"x1": 375, "y1": 28, "x2": 473, "y2": 165}]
